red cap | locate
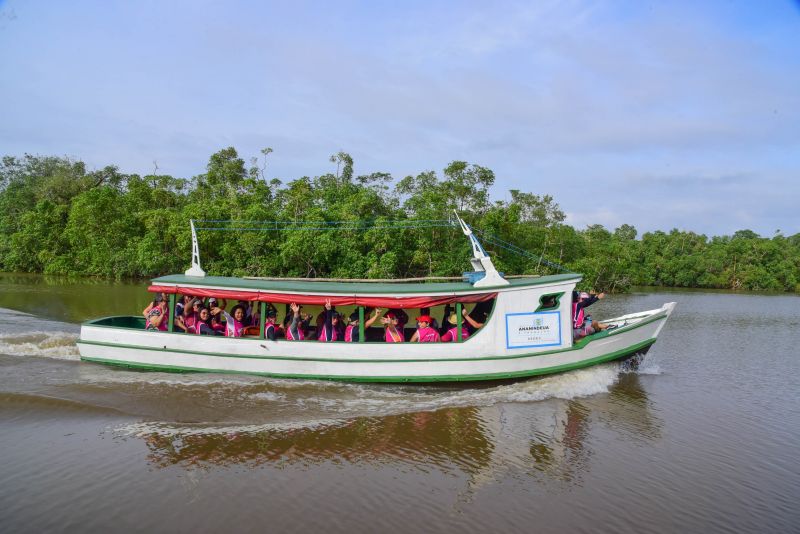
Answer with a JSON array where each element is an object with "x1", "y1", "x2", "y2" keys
[
  {"x1": 416, "y1": 315, "x2": 433, "y2": 323},
  {"x1": 386, "y1": 312, "x2": 397, "y2": 319}
]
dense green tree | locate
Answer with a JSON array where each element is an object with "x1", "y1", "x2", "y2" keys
[{"x1": 0, "y1": 151, "x2": 797, "y2": 292}]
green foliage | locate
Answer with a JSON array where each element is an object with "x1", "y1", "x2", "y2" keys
[{"x1": 0, "y1": 150, "x2": 798, "y2": 292}]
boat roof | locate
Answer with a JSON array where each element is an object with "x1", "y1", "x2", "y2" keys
[{"x1": 151, "y1": 273, "x2": 581, "y2": 296}]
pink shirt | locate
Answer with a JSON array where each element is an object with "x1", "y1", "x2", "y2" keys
[
  {"x1": 385, "y1": 326, "x2": 404, "y2": 343},
  {"x1": 416, "y1": 326, "x2": 440, "y2": 343},
  {"x1": 441, "y1": 327, "x2": 469, "y2": 342}
]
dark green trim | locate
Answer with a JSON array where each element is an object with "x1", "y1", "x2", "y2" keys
[
  {"x1": 78, "y1": 312, "x2": 666, "y2": 364},
  {"x1": 79, "y1": 338, "x2": 656, "y2": 383},
  {"x1": 168, "y1": 294, "x2": 176, "y2": 332},
  {"x1": 536, "y1": 291, "x2": 564, "y2": 312},
  {"x1": 358, "y1": 306, "x2": 365, "y2": 343},
  {"x1": 259, "y1": 302, "x2": 266, "y2": 339},
  {"x1": 456, "y1": 302, "x2": 463, "y2": 342}
]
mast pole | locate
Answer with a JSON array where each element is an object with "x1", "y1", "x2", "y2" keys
[
  {"x1": 453, "y1": 210, "x2": 509, "y2": 287},
  {"x1": 185, "y1": 220, "x2": 206, "y2": 277}
]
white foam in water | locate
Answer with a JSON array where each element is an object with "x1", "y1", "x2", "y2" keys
[
  {"x1": 309, "y1": 364, "x2": 624, "y2": 418},
  {"x1": 0, "y1": 331, "x2": 80, "y2": 360},
  {"x1": 119, "y1": 417, "x2": 348, "y2": 438},
  {"x1": 635, "y1": 359, "x2": 661, "y2": 375},
  {"x1": 246, "y1": 391, "x2": 286, "y2": 402},
  {"x1": 111, "y1": 363, "x2": 637, "y2": 437},
  {"x1": 0, "y1": 307, "x2": 81, "y2": 360}
]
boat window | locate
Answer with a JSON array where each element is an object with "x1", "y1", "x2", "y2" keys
[
  {"x1": 536, "y1": 292, "x2": 563, "y2": 312},
  {"x1": 146, "y1": 293, "x2": 496, "y2": 343}
]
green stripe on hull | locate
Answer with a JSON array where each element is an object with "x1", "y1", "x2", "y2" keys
[
  {"x1": 78, "y1": 312, "x2": 667, "y2": 364},
  {"x1": 79, "y1": 338, "x2": 656, "y2": 383}
]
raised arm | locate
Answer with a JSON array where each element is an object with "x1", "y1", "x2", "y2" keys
[
  {"x1": 149, "y1": 302, "x2": 168, "y2": 327},
  {"x1": 288, "y1": 302, "x2": 301, "y2": 339},
  {"x1": 364, "y1": 308, "x2": 382, "y2": 329},
  {"x1": 463, "y1": 312, "x2": 483, "y2": 329}
]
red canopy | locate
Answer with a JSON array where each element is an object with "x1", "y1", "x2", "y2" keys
[{"x1": 148, "y1": 285, "x2": 496, "y2": 308}]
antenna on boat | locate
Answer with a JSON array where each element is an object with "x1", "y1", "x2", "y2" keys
[
  {"x1": 453, "y1": 210, "x2": 509, "y2": 287},
  {"x1": 185, "y1": 220, "x2": 206, "y2": 278}
]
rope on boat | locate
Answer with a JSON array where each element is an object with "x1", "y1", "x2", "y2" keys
[
  {"x1": 193, "y1": 218, "x2": 573, "y2": 273},
  {"x1": 243, "y1": 274, "x2": 541, "y2": 283},
  {"x1": 475, "y1": 230, "x2": 574, "y2": 273},
  {"x1": 194, "y1": 219, "x2": 454, "y2": 231}
]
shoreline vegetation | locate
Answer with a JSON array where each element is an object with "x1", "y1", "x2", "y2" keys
[{"x1": 1, "y1": 149, "x2": 798, "y2": 293}]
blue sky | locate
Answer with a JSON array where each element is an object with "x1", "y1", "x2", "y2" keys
[{"x1": 1, "y1": 1, "x2": 799, "y2": 237}]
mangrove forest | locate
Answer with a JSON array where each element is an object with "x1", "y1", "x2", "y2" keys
[{"x1": 1, "y1": 149, "x2": 798, "y2": 293}]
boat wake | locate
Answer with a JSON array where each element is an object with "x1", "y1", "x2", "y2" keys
[
  {"x1": 0, "y1": 307, "x2": 80, "y2": 360},
  {"x1": 112, "y1": 363, "x2": 630, "y2": 438},
  {"x1": 0, "y1": 331, "x2": 80, "y2": 360}
]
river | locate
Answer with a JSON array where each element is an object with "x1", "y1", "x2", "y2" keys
[{"x1": 0, "y1": 273, "x2": 798, "y2": 533}]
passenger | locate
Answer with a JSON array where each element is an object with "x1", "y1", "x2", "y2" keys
[
  {"x1": 205, "y1": 297, "x2": 223, "y2": 332},
  {"x1": 236, "y1": 300, "x2": 253, "y2": 324},
  {"x1": 410, "y1": 315, "x2": 441, "y2": 342},
  {"x1": 176, "y1": 298, "x2": 201, "y2": 333},
  {"x1": 344, "y1": 308, "x2": 382, "y2": 342},
  {"x1": 210, "y1": 314, "x2": 226, "y2": 334},
  {"x1": 143, "y1": 294, "x2": 169, "y2": 331},
  {"x1": 380, "y1": 312, "x2": 404, "y2": 343},
  {"x1": 175, "y1": 294, "x2": 193, "y2": 319},
  {"x1": 572, "y1": 291, "x2": 607, "y2": 340},
  {"x1": 463, "y1": 309, "x2": 486, "y2": 331},
  {"x1": 387, "y1": 308, "x2": 409, "y2": 331},
  {"x1": 208, "y1": 297, "x2": 226, "y2": 313},
  {"x1": 264, "y1": 309, "x2": 278, "y2": 341},
  {"x1": 285, "y1": 302, "x2": 306, "y2": 340},
  {"x1": 213, "y1": 304, "x2": 246, "y2": 337},
  {"x1": 194, "y1": 307, "x2": 219, "y2": 335},
  {"x1": 247, "y1": 303, "x2": 259, "y2": 328},
  {"x1": 418, "y1": 307, "x2": 440, "y2": 331},
  {"x1": 441, "y1": 313, "x2": 470, "y2": 342},
  {"x1": 258, "y1": 303, "x2": 278, "y2": 330},
  {"x1": 317, "y1": 299, "x2": 343, "y2": 342}
]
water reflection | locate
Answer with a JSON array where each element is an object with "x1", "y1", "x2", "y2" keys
[
  {"x1": 136, "y1": 373, "x2": 662, "y2": 487},
  {"x1": 0, "y1": 272, "x2": 149, "y2": 323}
]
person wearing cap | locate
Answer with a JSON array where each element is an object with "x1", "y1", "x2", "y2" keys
[
  {"x1": 418, "y1": 307, "x2": 440, "y2": 331},
  {"x1": 572, "y1": 290, "x2": 606, "y2": 339},
  {"x1": 317, "y1": 299, "x2": 343, "y2": 342},
  {"x1": 380, "y1": 312, "x2": 404, "y2": 342},
  {"x1": 263, "y1": 307, "x2": 278, "y2": 341},
  {"x1": 344, "y1": 308, "x2": 382, "y2": 342},
  {"x1": 410, "y1": 315, "x2": 441, "y2": 343},
  {"x1": 441, "y1": 313, "x2": 470, "y2": 342}
]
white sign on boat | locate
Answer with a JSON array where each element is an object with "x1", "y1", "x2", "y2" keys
[{"x1": 505, "y1": 311, "x2": 562, "y2": 349}]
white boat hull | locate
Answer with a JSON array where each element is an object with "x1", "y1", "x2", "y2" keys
[{"x1": 77, "y1": 302, "x2": 676, "y2": 382}]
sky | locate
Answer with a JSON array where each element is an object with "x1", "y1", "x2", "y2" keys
[{"x1": 1, "y1": 0, "x2": 799, "y2": 237}]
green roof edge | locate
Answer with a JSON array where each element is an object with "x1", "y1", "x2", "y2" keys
[{"x1": 150, "y1": 273, "x2": 582, "y2": 295}]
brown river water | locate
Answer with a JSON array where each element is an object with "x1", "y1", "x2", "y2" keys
[{"x1": 0, "y1": 273, "x2": 798, "y2": 533}]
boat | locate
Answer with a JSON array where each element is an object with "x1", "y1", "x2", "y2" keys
[{"x1": 77, "y1": 215, "x2": 676, "y2": 382}]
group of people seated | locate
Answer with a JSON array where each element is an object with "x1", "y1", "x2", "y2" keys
[{"x1": 143, "y1": 293, "x2": 489, "y2": 343}]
